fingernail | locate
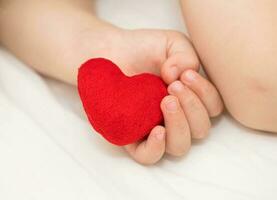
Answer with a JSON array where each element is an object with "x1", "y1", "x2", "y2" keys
[
  {"x1": 170, "y1": 81, "x2": 183, "y2": 92},
  {"x1": 170, "y1": 66, "x2": 179, "y2": 79},
  {"x1": 155, "y1": 131, "x2": 165, "y2": 140},
  {"x1": 184, "y1": 70, "x2": 196, "y2": 81},
  {"x1": 165, "y1": 99, "x2": 178, "y2": 112}
]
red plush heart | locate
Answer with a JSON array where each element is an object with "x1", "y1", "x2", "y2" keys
[{"x1": 78, "y1": 58, "x2": 168, "y2": 146}]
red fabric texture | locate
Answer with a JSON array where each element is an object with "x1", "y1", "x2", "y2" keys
[{"x1": 78, "y1": 58, "x2": 168, "y2": 146}]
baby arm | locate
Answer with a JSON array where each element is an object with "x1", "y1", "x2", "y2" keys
[
  {"x1": 181, "y1": 0, "x2": 277, "y2": 132},
  {"x1": 0, "y1": 0, "x2": 223, "y2": 164}
]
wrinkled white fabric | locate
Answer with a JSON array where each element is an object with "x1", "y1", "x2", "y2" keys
[{"x1": 0, "y1": 0, "x2": 276, "y2": 199}]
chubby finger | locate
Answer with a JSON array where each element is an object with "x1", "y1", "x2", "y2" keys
[
  {"x1": 124, "y1": 126, "x2": 166, "y2": 165},
  {"x1": 161, "y1": 32, "x2": 200, "y2": 84},
  {"x1": 160, "y1": 95, "x2": 191, "y2": 156},
  {"x1": 181, "y1": 70, "x2": 224, "y2": 117},
  {"x1": 168, "y1": 81, "x2": 211, "y2": 139}
]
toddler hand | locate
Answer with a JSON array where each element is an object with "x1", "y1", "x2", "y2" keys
[{"x1": 124, "y1": 31, "x2": 223, "y2": 165}]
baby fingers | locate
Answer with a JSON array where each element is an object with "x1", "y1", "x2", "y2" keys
[
  {"x1": 161, "y1": 32, "x2": 200, "y2": 84},
  {"x1": 168, "y1": 81, "x2": 211, "y2": 139},
  {"x1": 160, "y1": 95, "x2": 191, "y2": 156},
  {"x1": 180, "y1": 70, "x2": 224, "y2": 117},
  {"x1": 124, "y1": 126, "x2": 166, "y2": 165}
]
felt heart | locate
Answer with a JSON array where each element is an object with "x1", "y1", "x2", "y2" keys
[{"x1": 78, "y1": 58, "x2": 168, "y2": 146}]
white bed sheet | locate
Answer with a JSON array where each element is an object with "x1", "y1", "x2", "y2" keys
[{"x1": 0, "y1": 0, "x2": 277, "y2": 199}]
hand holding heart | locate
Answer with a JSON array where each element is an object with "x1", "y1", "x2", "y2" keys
[{"x1": 78, "y1": 30, "x2": 223, "y2": 164}]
